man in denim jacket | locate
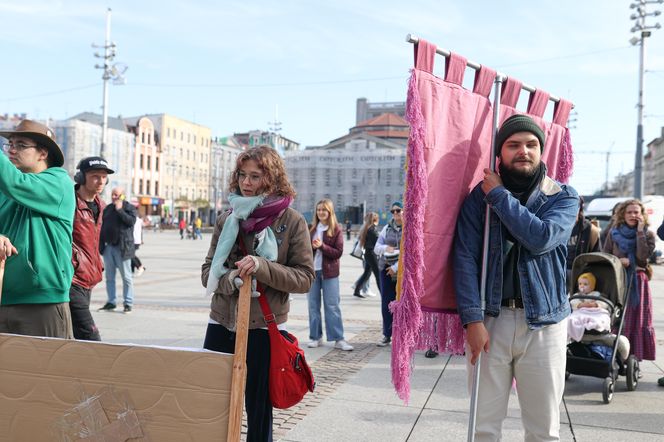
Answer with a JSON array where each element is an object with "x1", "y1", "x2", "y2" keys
[{"x1": 454, "y1": 114, "x2": 578, "y2": 441}]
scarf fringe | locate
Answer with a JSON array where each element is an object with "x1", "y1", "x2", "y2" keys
[
  {"x1": 415, "y1": 311, "x2": 466, "y2": 354},
  {"x1": 389, "y1": 69, "x2": 428, "y2": 404}
]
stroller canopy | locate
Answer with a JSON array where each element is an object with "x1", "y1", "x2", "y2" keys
[{"x1": 571, "y1": 252, "x2": 627, "y2": 307}]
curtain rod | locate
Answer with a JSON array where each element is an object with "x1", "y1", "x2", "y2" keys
[{"x1": 406, "y1": 34, "x2": 566, "y2": 105}]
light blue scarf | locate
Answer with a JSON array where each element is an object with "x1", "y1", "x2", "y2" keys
[{"x1": 205, "y1": 193, "x2": 279, "y2": 295}]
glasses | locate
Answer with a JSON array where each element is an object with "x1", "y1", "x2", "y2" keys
[
  {"x1": 391, "y1": 208, "x2": 402, "y2": 214},
  {"x1": 2, "y1": 141, "x2": 39, "y2": 152},
  {"x1": 237, "y1": 171, "x2": 263, "y2": 184}
]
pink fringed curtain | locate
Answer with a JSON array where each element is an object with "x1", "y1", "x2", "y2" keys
[{"x1": 391, "y1": 39, "x2": 574, "y2": 403}]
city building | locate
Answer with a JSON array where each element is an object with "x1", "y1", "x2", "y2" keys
[
  {"x1": 53, "y1": 113, "x2": 134, "y2": 199},
  {"x1": 233, "y1": 130, "x2": 300, "y2": 156},
  {"x1": 646, "y1": 127, "x2": 664, "y2": 195},
  {"x1": 126, "y1": 114, "x2": 212, "y2": 223},
  {"x1": 355, "y1": 97, "x2": 406, "y2": 125},
  {"x1": 124, "y1": 117, "x2": 164, "y2": 218},
  {"x1": 210, "y1": 135, "x2": 244, "y2": 221},
  {"x1": 285, "y1": 113, "x2": 408, "y2": 223}
]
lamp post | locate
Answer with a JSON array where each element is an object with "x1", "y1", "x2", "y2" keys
[
  {"x1": 630, "y1": 0, "x2": 662, "y2": 199},
  {"x1": 93, "y1": 8, "x2": 127, "y2": 159}
]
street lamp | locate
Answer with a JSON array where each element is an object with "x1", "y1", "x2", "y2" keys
[
  {"x1": 92, "y1": 8, "x2": 127, "y2": 159},
  {"x1": 629, "y1": 0, "x2": 662, "y2": 199}
]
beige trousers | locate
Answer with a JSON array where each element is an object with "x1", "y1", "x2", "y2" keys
[{"x1": 467, "y1": 308, "x2": 567, "y2": 442}]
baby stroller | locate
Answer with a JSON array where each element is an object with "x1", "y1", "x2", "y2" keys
[{"x1": 565, "y1": 252, "x2": 639, "y2": 403}]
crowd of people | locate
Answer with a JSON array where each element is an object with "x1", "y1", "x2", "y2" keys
[{"x1": 1, "y1": 117, "x2": 663, "y2": 441}]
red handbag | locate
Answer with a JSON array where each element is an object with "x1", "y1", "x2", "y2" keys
[{"x1": 256, "y1": 285, "x2": 315, "y2": 409}]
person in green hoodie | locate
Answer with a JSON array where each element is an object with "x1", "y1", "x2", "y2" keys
[{"x1": 0, "y1": 119, "x2": 75, "y2": 338}]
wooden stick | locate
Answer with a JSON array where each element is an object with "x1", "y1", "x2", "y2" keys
[
  {"x1": 227, "y1": 276, "x2": 251, "y2": 442},
  {"x1": 0, "y1": 260, "x2": 5, "y2": 304}
]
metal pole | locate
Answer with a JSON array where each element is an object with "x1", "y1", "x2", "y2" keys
[
  {"x1": 100, "y1": 8, "x2": 111, "y2": 158},
  {"x1": 635, "y1": 11, "x2": 646, "y2": 199},
  {"x1": 467, "y1": 74, "x2": 504, "y2": 442}
]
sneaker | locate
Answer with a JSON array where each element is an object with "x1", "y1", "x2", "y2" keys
[
  {"x1": 135, "y1": 266, "x2": 145, "y2": 277},
  {"x1": 334, "y1": 340, "x2": 353, "y2": 351},
  {"x1": 123, "y1": 304, "x2": 132, "y2": 313},
  {"x1": 363, "y1": 289, "x2": 378, "y2": 297},
  {"x1": 377, "y1": 336, "x2": 391, "y2": 347},
  {"x1": 353, "y1": 292, "x2": 366, "y2": 299},
  {"x1": 425, "y1": 349, "x2": 438, "y2": 358},
  {"x1": 307, "y1": 339, "x2": 322, "y2": 348},
  {"x1": 98, "y1": 303, "x2": 116, "y2": 311}
]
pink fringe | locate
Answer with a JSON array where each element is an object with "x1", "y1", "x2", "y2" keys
[
  {"x1": 389, "y1": 69, "x2": 428, "y2": 404},
  {"x1": 414, "y1": 311, "x2": 466, "y2": 355},
  {"x1": 555, "y1": 127, "x2": 573, "y2": 184}
]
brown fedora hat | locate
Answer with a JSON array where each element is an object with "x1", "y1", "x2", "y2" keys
[{"x1": 0, "y1": 119, "x2": 64, "y2": 167}]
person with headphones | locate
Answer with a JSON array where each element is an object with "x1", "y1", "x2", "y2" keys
[{"x1": 71, "y1": 156, "x2": 114, "y2": 339}]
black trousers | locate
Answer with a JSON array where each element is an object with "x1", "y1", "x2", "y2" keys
[
  {"x1": 204, "y1": 323, "x2": 274, "y2": 442},
  {"x1": 353, "y1": 252, "x2": 380, "y2": 295},
  {"x1": 69, "y1": 284, "x2": 101, "y2": 341}
]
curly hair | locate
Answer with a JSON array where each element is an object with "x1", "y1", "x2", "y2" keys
[
  {"x1": 613, "y1": 199, "x2": 649, "y2": 227},
  {"x1": 228, "y1": 145, "x2": 296, "y2": 197}
]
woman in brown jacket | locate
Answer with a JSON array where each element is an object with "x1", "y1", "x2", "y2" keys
[
  {"x1": 201, "y1": 145, "x2": 314, "y2": 442},
  {"x1": 306, "y1": 198, "x2": 353, "y2": 351}
]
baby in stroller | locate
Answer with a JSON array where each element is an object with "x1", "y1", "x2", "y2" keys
[{"x1": 568, "y1": 272, "x2": 630, "y2": 362}]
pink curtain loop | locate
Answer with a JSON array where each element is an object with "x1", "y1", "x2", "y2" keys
[
  {"x1": 500, "y1": 77, "x2": 522, "y2": 107},
  {"x1": 527, "y1": 89, "x2": 550, "y2": 117},
  {"x1": 472, "y1": 65, "x2": 497, "y2": 98},
  {"x1": 553, "y1": 98, "x2": 573, "y2": 126},
  {"x1": 444, "y1": 53, "x2": 467, "y2": 85},
  {"x1": 414, "y1": 39, "x2": 436, "y2": 73}
]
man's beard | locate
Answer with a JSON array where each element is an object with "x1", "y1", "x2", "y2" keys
[{"x1": 500, "y1": 159, "x2": 539, "y2": 180}]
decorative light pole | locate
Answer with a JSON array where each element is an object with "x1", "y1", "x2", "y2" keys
[
  {"x1": 629, "y1": 0, "x2": 662, "y2": 199},
  {"x1": 93, "y1": 8, "x2": 127, "y2": 158}
]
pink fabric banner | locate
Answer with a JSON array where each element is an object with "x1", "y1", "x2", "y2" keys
[{"x1": 391, "y1": 39, "x2": 574, "y2": 403}]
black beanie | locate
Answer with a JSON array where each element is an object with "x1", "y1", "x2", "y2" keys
[{"x1": 495, "y1": 114, "x2": 545, "y2": 156}]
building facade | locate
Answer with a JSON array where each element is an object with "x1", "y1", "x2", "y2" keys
[
  {"x1": 53, "y1": 113, "x2": 134, "y2": 200},
  {"x1": 127, "y1": 114, "x2": 212, "y2": 223},
  {"x1": 233, "y1": 130, "x2": 300, "y2": 157},
  {"x1": 285, "y1": 113, "x2": 408, "y2": 223},
  {"x1": 210, "y1": 136, "x2": 244, "y2": 219},
  {"x1": 646, "y1": 127, "x2": 664, "y2": 195},
  {"x1": 356, "y1": 97, "x2": 406, "y2": 125},
  {"x1": 125, "y1": 117, "x2": 164, "y2": 218}
]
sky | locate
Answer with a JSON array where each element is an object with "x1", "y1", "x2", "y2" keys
[{"x1": 1, "y1": 0, "x2": 664, "y2": 195}]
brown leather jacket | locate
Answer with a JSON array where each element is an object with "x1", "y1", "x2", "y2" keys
[
  {"x1": 201, "y1": 207, "x2": 314, "y2": 330},
  {"x1": 71, "y1": 192, "x2": 105, "y2": 289},
  {"x1": 311, "y1": 225, "x2": 343, "y2": 279}
]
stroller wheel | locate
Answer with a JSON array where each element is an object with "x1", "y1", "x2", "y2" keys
[
  {"x1": 602, "y1": 377, "x2": 614, "y2": 404},
  {"x1": 626, "y1": 356, "x2": 639, "y2": 391}
]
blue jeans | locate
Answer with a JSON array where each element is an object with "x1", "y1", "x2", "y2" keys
[
  {"x1": 103, "y1": 244, "x2": 134, "y2": 306},
  {"x1": 307, "y1": 271, "x2": 344, "y2": 341},
  {"x1": 379, "y1": 268, "x2": 397, "y2": 338}
]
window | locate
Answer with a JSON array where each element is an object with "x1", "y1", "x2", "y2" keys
[
  {"x1": 155, "y1": 181, "x2": 159, "y2": 195},
  {"x1": 139, "y1": 179, "x2": 143, "y2": 194},
  {"x1": 167, "y1": 128, "x2": 171, "y2": 138},
  {"x1": 140, "y1": 155, "x2": 144, "y2": 168},
  {"x1": 147, "y1": 156, "x2": 151, "y2": 169},
  {"x1": 146, "y1": 180, "x2": 151, "y2": 194},
  {"x1": 141, "y1": 132, "x2": 145, "y2": 143},
  {"x1": 155, "y1": 157, "x2": 159, "y2": 172},
  {"x1": 148, "y1": 133, "x2": 151, "y2": 145},
  {"x1": 193, "y1": 151, "x2": 196, "y2": 161}
]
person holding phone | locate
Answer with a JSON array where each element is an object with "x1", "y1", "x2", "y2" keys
[{"x1": 99, "y1": 187, "x2": 137, "y2": 313}]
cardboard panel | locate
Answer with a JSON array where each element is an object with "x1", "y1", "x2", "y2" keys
[{"x1": 0, "y1": 333, "x2": 234, "y2": 441}]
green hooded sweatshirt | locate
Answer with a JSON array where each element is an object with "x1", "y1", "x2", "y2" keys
[{"x1": 0, "y1": 153, "x2": 75, "y2": 305}]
